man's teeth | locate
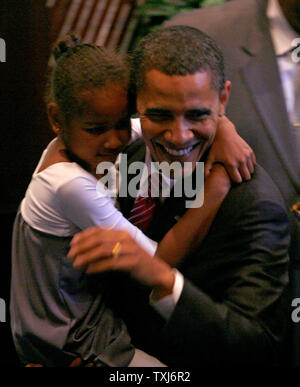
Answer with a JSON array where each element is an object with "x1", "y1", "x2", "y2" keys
[{"x1": 163, "y1": 145, "x2": 194, "y2": 156}]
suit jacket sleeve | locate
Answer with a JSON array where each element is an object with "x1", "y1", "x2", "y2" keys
[{"x1": 157, "y1": 187, "x2": 290, "y2": 366}]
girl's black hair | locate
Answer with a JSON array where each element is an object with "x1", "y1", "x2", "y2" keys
[{"x1": 46, "y1": 35, "x2": 130, "y2": 119}]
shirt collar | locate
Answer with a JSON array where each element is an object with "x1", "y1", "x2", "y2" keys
[{"x1": 267, "y1": 0, "x2": 298, "y2": 56}]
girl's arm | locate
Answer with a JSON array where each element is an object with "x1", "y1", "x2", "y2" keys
[
  {"x1": 130, "y1": 115, "x2": 256, "y2": 184},
  {"x1": 68, "y1": 165, "x2": 230, "y2": 279},
  {"x1": 156, "y1": 116, "x2": 254, "y2": 266},
  {"x1": 205, "y1": 116, "x2": 256, "y2": 183},
  {"x1": 156, "y1": 163, "x2": 231, "y2": 266}
]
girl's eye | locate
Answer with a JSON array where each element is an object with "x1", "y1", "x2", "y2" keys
[{"x1": 83, "y1": 125, "x2": 108, "y2": 135}]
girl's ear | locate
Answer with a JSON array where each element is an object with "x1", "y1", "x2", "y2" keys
[{"x1": 47, "y1": 102, "x2": 64, "y2": 135}]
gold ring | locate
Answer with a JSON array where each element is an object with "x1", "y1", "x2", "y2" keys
[{"x1": 112, "y1": 242, "x2": 121, "y2": 259}]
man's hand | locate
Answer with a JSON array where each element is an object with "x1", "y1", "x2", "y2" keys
[
  {"x1": 205, "y1": 116, "x2": 256, "y2": 183},
  {"x1": 68, "y1": 227, "x2": 175, "y2": 300}
]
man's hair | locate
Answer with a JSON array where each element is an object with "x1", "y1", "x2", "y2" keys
[{"x1": 131, "y1": 25, "x2": 225, "y2": 96}]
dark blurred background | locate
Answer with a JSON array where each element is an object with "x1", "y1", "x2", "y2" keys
[{"x1": 0, "y1": 0, "x2": 225, "y2": 366}]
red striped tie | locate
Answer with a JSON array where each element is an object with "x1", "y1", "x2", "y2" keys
[{"x1": 128, "y1": 174, "x2": 161, "y2": 233}]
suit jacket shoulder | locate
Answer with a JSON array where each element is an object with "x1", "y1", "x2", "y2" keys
[
  {"x1": 219, "y1": 163, "x2": 287, "y2": 221},
  {"x1": 156, "y1": 164, "x2": 290, "y2": 366}
]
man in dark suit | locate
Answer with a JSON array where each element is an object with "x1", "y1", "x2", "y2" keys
[
  {"x1": 68, "y1": 25, "x2": 290, "y2": 366},
  {"x1": 165, "y1": 0, "x2": 300, "y2": 364},
  {"x1": 165, "y1": 0, "x2": 300, "y2": 279}
]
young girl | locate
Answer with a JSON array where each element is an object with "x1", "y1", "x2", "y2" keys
[{"x1": 10, "y1": 36, "x2": 254, "y2": 367}]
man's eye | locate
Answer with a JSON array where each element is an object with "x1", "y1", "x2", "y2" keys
[
  {"x1": 145, "y1": 113, "x2": 172, "y2": 122},
  {"x1": 186, "y1": 114, "x2": 207, "y2": 122},
  {"x1": 186, "y1": 110, "x2": 210, "y2": 121}
]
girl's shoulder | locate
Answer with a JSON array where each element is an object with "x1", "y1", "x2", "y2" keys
[
  {"x1": 34, "y1": 161, "x2": 95, "y2": 192},
  {"x1": 34, "y1": 137, "x2": 74, "y2": 175}
]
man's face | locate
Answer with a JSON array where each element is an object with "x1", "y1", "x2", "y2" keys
[{"x1": 137, "y1": 69, "x2": 231, "y2": 170}]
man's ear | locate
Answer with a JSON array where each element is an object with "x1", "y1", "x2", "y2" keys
[
  {"x1": 47, "y1": 102, "x2": 64, "y2": 135},
  {"x1": 218, "y1": 80, "x2": 231, "y2": 117}
]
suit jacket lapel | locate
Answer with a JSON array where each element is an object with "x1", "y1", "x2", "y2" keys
[
  {"x1": 239, "y1": 0, "x2": 300, "y2": 188},
  {"x1": 147, "y1": 193, "x2": 185, "y2": 242}
]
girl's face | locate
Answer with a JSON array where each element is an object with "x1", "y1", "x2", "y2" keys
[{"x1": 62, "y1": 84, "x2": 131, "y2": 174}]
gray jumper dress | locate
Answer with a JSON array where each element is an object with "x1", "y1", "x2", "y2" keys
[{"x1": 10, "y1": 209, "x2": 135, "y2": 366}]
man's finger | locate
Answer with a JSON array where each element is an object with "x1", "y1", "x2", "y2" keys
[
  {"x1": 70, "y1": 226, "x2": 104, "y2": 245},
  {"x1": 72, "y1": 241, "x2": 120, "y2": 269},
  {"x1": 85, "y1": 259, "x2": 116, "y2": 274},
  {"x1": 68, "y1": 235, "x2": 104, "y2": 260}
]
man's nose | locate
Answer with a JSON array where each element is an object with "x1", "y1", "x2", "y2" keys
[{"x1": 164, "y1": 117, "x2": 194, "y2": 145}]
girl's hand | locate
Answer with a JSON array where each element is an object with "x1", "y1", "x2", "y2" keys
[{"x1": 205, "y1": 116, "x2": 256, "y2": 183}]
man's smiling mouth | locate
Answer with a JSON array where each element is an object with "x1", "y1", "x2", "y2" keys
[{"x1": 155, "y1": 142, "x2": 200, "y2": 157}]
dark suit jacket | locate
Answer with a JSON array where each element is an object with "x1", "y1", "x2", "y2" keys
[
  {"x1": 110, "y1": 139, "x2": 290, "y2": 366},
  {"x1": 165, "y1": 0, "x2": 300, "y2": 263}
]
